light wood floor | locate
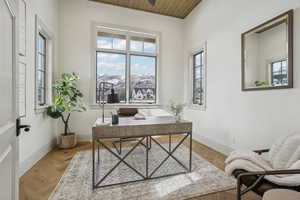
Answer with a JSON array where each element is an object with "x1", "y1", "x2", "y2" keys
[{"x1": 20, "y1": 137, "x2": 261, "y2": 200}]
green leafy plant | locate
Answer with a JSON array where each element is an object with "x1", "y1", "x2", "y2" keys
[
  {"x1": 254, "y1": 80, "x2": 268, "y2": 87},
  {"x1": 168, "y1": 101, "x2": 186, "y2": 121},
  {"x1": 47, "y1": 73, "x2": 86, "y2": 136}
]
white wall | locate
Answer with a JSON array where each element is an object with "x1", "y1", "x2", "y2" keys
[
  {"x1": 57, "y1": 0, "x2": 184, "y2": 140},
  {"x1": 183, "y1": 0, "x2": 300, "y2": 154},
  {"x1": 19, "y1": 0, "x2": 59, "y2": 176}
]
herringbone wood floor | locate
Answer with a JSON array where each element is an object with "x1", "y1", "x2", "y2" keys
[{"x1": 20, "y1": 136, "x2": 261, "y2": 200}]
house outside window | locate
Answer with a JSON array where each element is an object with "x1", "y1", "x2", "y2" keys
[{"x1": 95, "y1": 26, "x2": 159, "y2": 104}]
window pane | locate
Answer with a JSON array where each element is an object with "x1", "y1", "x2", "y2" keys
[
  {"x1": 194, "y1": 88, "x2": 201, "y2": 99},
  {"x1": 130, "y1": 40, "x2": 143, "y2": 52},
  {"x1": 282, "y1": 61, "x2": 288, "y2": 72},
  {"x1": 130, "y1": 55, "x2": 156, "y2": 103},
  {"x1": 193, "y1": 51, "x2": 205, "y2": 105},
  {"x1": 36, "y1": 32, "x2": 47, "y2": 107},
  {"x1": 282, "y1": 60, "x2": 287, "y2": 67},
  {"x1": 97, "y1": 37, "x2": 112, "y2": 49},
  {"x1": 195, "y1": 54, "x2": 201, "y2": 66},
  {"x1": 96, "y1": 52, "x2": 126, "y2": 102},
  {"x1": 37, "y1": 54, "x2": 45, "y2": 70},
  {"x1": 113, "y1": 38, "x2": 126, "y2": 50},
  {"x1": 38, "y1": 88, "x2": 45, "y2": 105},
  {"x1": 194, "y1": 78, "x2": 201, "y2": 89},
  {"x1": 272, "y1": 62, "x2": 281, "y2": 72},
  {"x1": 130, "y1": 36, "x2": 156, "y2": 53},
  {"x1": 37, "y1": 71, "x2": 45, "y2": 89},
  {"x1": 38, "y1": 34, "x2": 46, "y2": 54},
  {"x1": 201, "y1": 52, "x2": 204, "y2": 65},
  {"x1": 271, "y1": 60, "x2": 288, "y2": 86},
  {"x1": 195, "y1": 67, "x2": 201, "y2": 79},
  {"x1": 144, "y1": 42, "x2": 156, "y2": 53},
  {"x1": 97, "y1": 32, "x2": 126, "y2": 50}
]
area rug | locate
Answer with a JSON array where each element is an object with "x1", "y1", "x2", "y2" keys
[{"x1": 49, "y1": 144, "x2": 236, "y2": 200}]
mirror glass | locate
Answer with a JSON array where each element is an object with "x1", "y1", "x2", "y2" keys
[{"x1": 242, "y1": 11, "x2": 293, "y2": 90}]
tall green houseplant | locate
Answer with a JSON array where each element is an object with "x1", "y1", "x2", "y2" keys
[{"x1": 47, "y1": 73, "x2": 86, "y2": 136}]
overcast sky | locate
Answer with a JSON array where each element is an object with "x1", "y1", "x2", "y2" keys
[{"x1": 97, "y1": 37, "x2": 156, "y2": 77}]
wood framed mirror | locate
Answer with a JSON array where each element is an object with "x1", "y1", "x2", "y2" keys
[{"x1": 242, "y1": 10, "x2": 293, "y2": 91}]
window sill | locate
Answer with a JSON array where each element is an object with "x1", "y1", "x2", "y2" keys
[
  {"x1": 89, "y1": 103, "x2": 161, "y2": 110},
  {"x1": 187, "y1": 104, "x2": 206, "y2": 111},
  {"x1": 35, "y1": 105, "x2": 48, "y2": 114}
]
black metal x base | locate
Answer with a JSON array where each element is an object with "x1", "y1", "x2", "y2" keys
[
  {"x1": 111, "y1": 137, "x2": 152, "y2": 155},
  {"x1": 92, "y1": 132, "x2": 192, "y2": 189}
]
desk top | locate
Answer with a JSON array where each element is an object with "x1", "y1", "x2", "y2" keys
[
  {"x1": 92, "y1": 116, "x2": 192, "y2": 139},
  {"x1": 93, "y1": 116, "x2": 190, "y2": 127}
]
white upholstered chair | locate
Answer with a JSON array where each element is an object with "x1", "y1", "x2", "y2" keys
[{"x1": 225, "y1": 133, "x2": 300, "y2": 200}]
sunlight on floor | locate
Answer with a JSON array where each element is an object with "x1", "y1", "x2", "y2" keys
[{"x1": 154, "y1": 172, "x2": 203, "y2": 197}]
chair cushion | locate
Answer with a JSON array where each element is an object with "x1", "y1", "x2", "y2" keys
[
  {"x1": 225, "y1": 149, "x2": 300, "y2": 186},
  {"x1": 263, "y1": 189, "x2": 300, "y2": 200},
  {"x1": 269, "y1": 133, "x2": 300, "y2": 169}
]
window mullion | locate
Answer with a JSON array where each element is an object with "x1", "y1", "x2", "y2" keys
[{"x1": 126, "y1": 34, "x2": 130, "y2": 104}]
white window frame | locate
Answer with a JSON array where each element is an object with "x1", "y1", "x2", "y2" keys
[
  {"x1": 34, "y1": 15, "x2": 54, "y2": 111},
  {"x1": 188, "y1": 42, "x2": 207, "y2": 110},
  {"x1": 266, "y1": 57, "x2": 288, "y2": 86},
  {"x1": 90, "y1": 22, "x2": 161, "y2": 108}
]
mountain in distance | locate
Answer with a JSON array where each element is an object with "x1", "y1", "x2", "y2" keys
[{"x1": 97, "y1": 74, "x2": 155, "y2": 102}]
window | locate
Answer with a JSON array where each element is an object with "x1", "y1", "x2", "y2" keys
[
  {"x1": 130, "y1": 55, "x2": 156, "y2": 103},
  {"x1": 36, "y1": 33, "x2": 46, "y2": 106},
  {"x1": 130, "y1": 36, "x2": 156, "y2": 53},
  {"x1": 96, "y1": 52, "x2": 126, "y2": 102},
  {"x1": 35, "y1": 15, "x2": 53, "y2": 110},
  {"x1": 97, "y1": 32, "x2": 126, "y2": 50},
  {"x1": 192, "y1": 50, "x2": 206, "y2": 106},
  {"x1": 271, "y1": 60, "x2": 288, "y2": 86},
  {"x1": 95, "y1": 26, "x2": 158, "y2": 104}
]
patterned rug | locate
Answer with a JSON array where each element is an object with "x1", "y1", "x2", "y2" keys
[{"x1": 49, "y1": 143, "x2": 236, "y2": 200}]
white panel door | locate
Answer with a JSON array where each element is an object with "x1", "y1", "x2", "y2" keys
[{"x1": 0, "y1": 0, "x2": 18, "y2": 199}]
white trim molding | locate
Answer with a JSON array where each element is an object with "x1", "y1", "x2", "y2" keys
[
  {"x1": 187, "y1": 42, "x2": 208, "y2": 111},
  {"x1": 34, "y1": 15, "x2": 54, "y2": 112},
  {"x1": 19, "y1": 138, "x2": 56, "y2": 177},
  {"x1": 194, "y1": 134, "x2": 234, "y2": 156},
  {"x1": 89, "y1": 22, "x2": 161, "y2": 108}
]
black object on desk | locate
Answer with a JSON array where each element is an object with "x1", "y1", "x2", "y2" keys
[{"x1": 112, "y1": 114, "x2": 119, "y2": 125}]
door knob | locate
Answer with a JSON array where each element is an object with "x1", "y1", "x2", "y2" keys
[{"x1": 16, "y1": 118, "x2": 31, "y2": 137}]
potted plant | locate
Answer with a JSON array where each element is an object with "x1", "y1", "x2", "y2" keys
[
  {"x1": 168, "y1": 102, "x2": 186, "y2": 122},
  {"x1": 47, "y1": 73, "x2": 86, "y2": 149}
]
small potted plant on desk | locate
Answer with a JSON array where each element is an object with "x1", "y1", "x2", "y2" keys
[
  {"x1": 169, "y1": 102, "x2": 186, "y2": 122},
  {"x1": 47, "y1": 73, "x2": 86, "y2": 149}
]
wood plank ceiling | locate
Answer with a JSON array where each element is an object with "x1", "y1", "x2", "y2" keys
[{"x1": 89, "y1": 0, "x2": 202, "y2": 19}]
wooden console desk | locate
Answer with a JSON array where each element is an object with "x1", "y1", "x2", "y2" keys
[{"x1": 92, "y1": 116, "x2": 193, "y2": 189}]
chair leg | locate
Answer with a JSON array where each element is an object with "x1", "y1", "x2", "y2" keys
[
  {"x1": 119, "y1": 138, "x2": 122, "y2": 154},
  {"x1": 97, "y1": 143, "x2": 100, "y2": 163},
  {"x1": 237, "y1": 177, "x2": 242, "y2": 200}
]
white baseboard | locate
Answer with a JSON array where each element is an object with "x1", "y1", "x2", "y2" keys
[
  {"x1": 77, "y1": 134, "x2": 92, "y2": 142},
  {"x1": 19, "y1": 139, "x2": 56, "y2": 177},
  {"x1": 193, "y1": 134, "x2": 234, "y2": 156}
]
